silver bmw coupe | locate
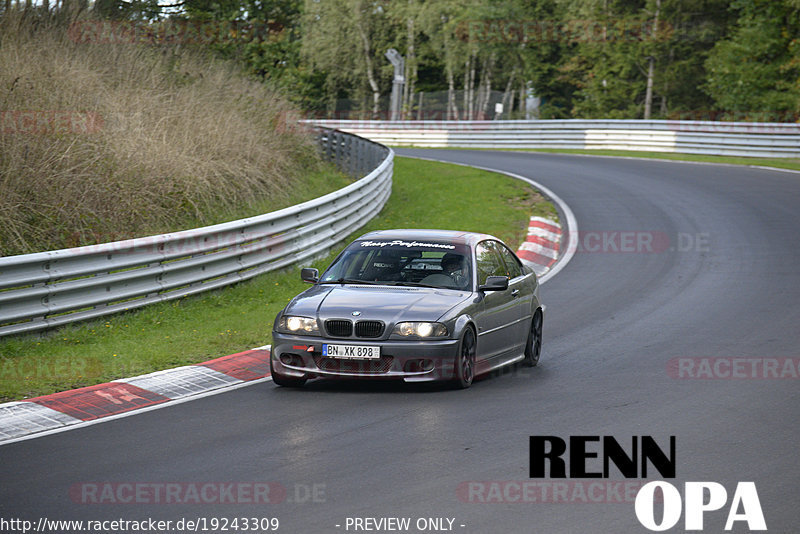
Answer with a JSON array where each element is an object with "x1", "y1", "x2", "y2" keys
[{"x1": 271, "y1": 229, "x2": 544, "y2": 388}]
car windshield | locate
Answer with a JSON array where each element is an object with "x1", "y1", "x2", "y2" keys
[{"x1": 319, "y1": 240, "x2": 472, "y2": 290}]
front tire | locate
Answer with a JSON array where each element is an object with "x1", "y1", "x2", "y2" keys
[
  {"x1": 453, "y1": 327, "x2": 476, "y2": 389},
  {"x1": 523, "y1": 309, "x2": 543, "y2": 367},
  {"x1": 270, "y1": 356, "x2": 307, "y2": 387}
]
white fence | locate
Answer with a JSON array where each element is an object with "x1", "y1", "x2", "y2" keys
[
  {"x1": 308, "y1": 119, "x2": 800, "y2": 158},
  {"x1": 0, "y1": 129, "x2": 393, "y2": 338}
]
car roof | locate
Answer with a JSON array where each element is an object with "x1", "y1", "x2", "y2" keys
[{"x1": 354, "y1": 229, "x2": 501, "y2": 248}]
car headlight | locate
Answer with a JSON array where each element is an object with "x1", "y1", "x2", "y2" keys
[
  {"x1": 393, "y1": 322, "x2": 448, "y2": 338},
  {"x1": 278, "y1": 315, "x2": 319, "y2": 335}
]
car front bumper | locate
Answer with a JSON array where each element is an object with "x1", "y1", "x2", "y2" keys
[{"x1": 271, "y1": 332, "x2": 461, "y2": 382}]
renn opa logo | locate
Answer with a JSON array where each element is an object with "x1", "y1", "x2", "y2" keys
[{"x1": 529, "y1": 436, "x2": 766, "y2": 531}]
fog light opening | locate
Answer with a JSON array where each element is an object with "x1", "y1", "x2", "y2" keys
[
  {"x1": 404, "y1": 359, "x2": 434, "y2": 373},
  {"x1": 280, "y1": 353, "x2": 304, "y2": 366}
]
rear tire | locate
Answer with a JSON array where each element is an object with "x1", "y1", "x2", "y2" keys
[
  {"x1": 523, "y1": 309, "x2": 543, "y2": 367},
  {"x1": 270, "y1": 357, "x2": 307, "y2": 387}
]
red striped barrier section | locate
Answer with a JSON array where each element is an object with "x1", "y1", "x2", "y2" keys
[{"x1": 517, "y1": 216, "x2": 562, "y2": 276}]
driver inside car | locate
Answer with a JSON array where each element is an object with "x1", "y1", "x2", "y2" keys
[{"x1": 440, "y1": 253, "x2": 469, "y2": 288}]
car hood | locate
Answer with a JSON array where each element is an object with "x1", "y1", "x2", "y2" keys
[{"x1": 286, "y1": 284, "x2": 472, "y2": 324}]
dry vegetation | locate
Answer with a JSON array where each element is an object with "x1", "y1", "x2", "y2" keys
[{"x1": 0, "y1": 15, "x2": 327, "y2": 256}]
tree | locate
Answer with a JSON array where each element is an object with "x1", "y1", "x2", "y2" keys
[
  {"x1": 302, "y1": 0, "x2": 394, "y2": 117},
  {"x1": 555, "y1": 0, "x2": 663, "y2": 118},
  {"x1": 417, "y1": 0, "x2": 469, "y2": 118},
  {"x1": 648, "y1": 0, "x2": 735, "y2": 118},
  {"x1": 92, "y1": 0, "x2": 161, "y2": 20},
  {"x1": 704, "y1": 0, "x2": 800, "y2": 119},
  {"x1": 513, "y1": 0, "x2": 577, "y2": 118}
]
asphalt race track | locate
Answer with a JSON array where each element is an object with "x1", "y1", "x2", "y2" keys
[{"x1": 1, "y1": 150, "x2": 798, "y2": 533}]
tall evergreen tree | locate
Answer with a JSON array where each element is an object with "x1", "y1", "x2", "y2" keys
[{"x1": 704, "y1": 0, "x2": 800, "y2": 119}]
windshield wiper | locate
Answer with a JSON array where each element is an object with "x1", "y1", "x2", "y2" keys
[
  {"x1": 390, "y1": 281, "x2": 440, "y2": 289},
  {"x1": 318, "y1": 278, "x2": 382, "y2": 285}
]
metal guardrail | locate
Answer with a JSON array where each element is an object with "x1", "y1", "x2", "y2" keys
[
  {"x1": 308, "y1": 119, "x2": 800, "y2": 158},
  {"x1": 0, "y1": 129, "x2": 393, "y2": 338}
]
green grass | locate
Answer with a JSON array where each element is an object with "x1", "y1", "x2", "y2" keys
[{"x1": 0, "y1": 156, "x2": 556, "y2": 401}]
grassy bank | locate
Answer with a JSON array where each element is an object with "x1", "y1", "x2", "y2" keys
[
  {"x1": 0, "y1": 17, "x2": 338, "y2": 256},
  {"x1": 0, "y1": 157, "x2": 556, "y2": 401}
]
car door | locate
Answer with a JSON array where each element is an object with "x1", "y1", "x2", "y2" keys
[
  {"x1": 473, "y1": 241, "x2": 519, "y2": 365},
  {"x1": 495, "y1": 241, "x2": 534, "y2": 354}
]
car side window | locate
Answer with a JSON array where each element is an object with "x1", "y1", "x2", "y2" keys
[
  {"x1": 496, "y1": 242, "x2": 523, "y2": 279},
  {"x1": 475, "y1": 241, "x2": 506, "y2": 285}
]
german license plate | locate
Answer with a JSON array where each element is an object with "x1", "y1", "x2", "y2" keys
[{"x1": 323, "y1": 344, "x2": 381, "y2": 360}]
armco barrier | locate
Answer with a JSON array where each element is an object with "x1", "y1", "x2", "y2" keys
[
  {"x1": 307, "y1": 119, "x2": 800, "y2": 158},
  {"x1": 0, "y1": 129, "x2": 393, "y2": 338}
]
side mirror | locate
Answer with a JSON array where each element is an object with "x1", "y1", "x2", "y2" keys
[
  {"x1": 479, "y1": 275, "x2": 509, "y2": 292},
  {"x1": 301, "y1": 268, "x2": 319, "y2": 283}
]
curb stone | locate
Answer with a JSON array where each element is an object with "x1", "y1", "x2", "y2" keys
[
  {"x1": 0, "y1": 347, "x2": 271, "y2": 445},
  {"x1": 516, "y1": 216, "x2": 561, "y2": 278}
]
